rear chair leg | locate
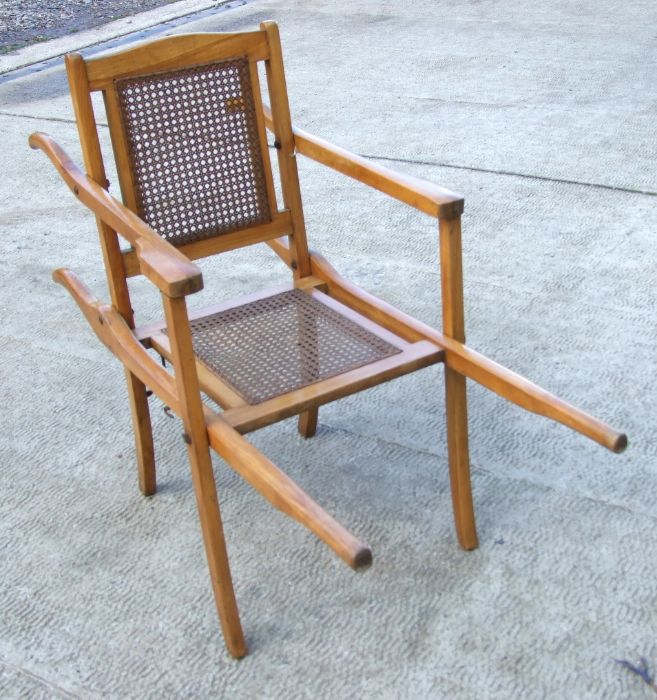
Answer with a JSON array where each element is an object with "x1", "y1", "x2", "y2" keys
[
  {"x1": 298, "y1": 407, "x2": 318, "y2": 438},
  {"x1": 125, "y1": 369, "x2": 156, "y2": 496}
]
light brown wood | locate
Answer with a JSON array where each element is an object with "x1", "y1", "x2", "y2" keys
[
  {"x1": 162, "y1": 294, "x2": 247, "y2": 659},
  {"x1": 207, "y1": 416, "x2": 372, "y2": 569},
  {"x1": 222, "y1": 341, "x2": 443, "y2": 434},
  {"x1": 29, "y1": 133, "x2": 204, "y2": 298},
  {"x1": 261, "y1": 21, "x2": 312, "y2": 278},
  {"x1": 134, "y1": 237, "x2": 204, "y2": 298},
  {"x1": 439, "y1": 216, "x2": 477, "y2": 550},
  {"x1": 298, "y1": 407, "x2": 318, "y2": 438},
  {"x1": 296, "y1": 289, "x2": 320, "y2": 438},
  {"x1": 64, "y1": 54, "x2": 134, "y2": 320},
  {"x1": 261, "y1": 23, "x2": 324, "y2": 436},
  {"x1": 33, "y1": 23, "x2": 628, "y2": 661},
  {"x1": 102, "y1": 86, "x2": 140, "y2": 214},
  {"x1": 121, "y1": 211, "x2": 293, "y2": 278},
  {"x1": 65, "y1": 53, "x2": 156, "y2": 494},
  {"x1": 269, "y1": 242, "x2": 627, "y2": 453},
  {"x1": 86, "y1": 32, "x2": 270, "y2": 90},
  {"x1": 125, "y1": 370, "x2": 156, "y2": 495},
  {"x1": 65, "y1": 55, "x2": 109, "y2": 189},
  {"x1": 248, "y1": 57, "x2": 279, "y2": 215},
  {"x1": 261, "y1": 104, "x2": 464, "y2": 220},
  {"x1": 52, "y1": 269, "x2": 181, "y2": 414}
]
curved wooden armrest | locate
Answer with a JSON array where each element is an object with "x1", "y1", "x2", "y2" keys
[
  {"x1": 29, "y1": 132, "x2": 203, "y2": 298},
  {"x1": 52, "y1": 268, "x2": 180, "y2": 412},
  {"x1": 262, "y1": 104, "x2": 464, "y2": 220}
]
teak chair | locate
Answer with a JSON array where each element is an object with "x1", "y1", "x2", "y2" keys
[{"x1": 30, "y1": 22, "x2": 627, "y2": 658}]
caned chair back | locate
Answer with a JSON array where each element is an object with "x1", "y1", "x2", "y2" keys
[
  {"x1": 114, "y1": 58, "x2": 274, "y2": 246},
  {"x1": 65, "y1": 26, "x2": 309, "y2": 288}
]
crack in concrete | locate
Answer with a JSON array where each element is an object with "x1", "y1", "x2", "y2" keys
[
  {"x1": 364, "y1": 152, "x2": 657, "y2": 198},
  {"x1": 0, "y1": 657, "x2": 80, "y2": 698},
  {"x1": 0, "y1": 110, "x2": 79, "y2": 126},
  {"x1": 3, "y1": 110, "x2": 655, "y2": 198}
]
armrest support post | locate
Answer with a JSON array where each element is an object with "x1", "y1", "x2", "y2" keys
[
  {"x1": 439, "y1": 215, "x2": 478, "y2": 549},
  {"x1": 440, "y1": 216, "x2": 466, "y2": 343}
]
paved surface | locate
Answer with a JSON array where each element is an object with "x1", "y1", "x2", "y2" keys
[
  {"x1": 1, "y1": 0, "x2": 656, "y2": 697},
  {"x1": 0, "y1": 0, "x2": 179, "y2": 54}
]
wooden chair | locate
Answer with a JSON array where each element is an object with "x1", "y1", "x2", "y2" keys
[{"x1": 29, "y1": 22, "x2": 627, "y2": 658}]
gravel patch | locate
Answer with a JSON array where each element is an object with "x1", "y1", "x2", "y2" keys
[{"x1": 0, "y1": 0, "x2": 181, "y2": 54}]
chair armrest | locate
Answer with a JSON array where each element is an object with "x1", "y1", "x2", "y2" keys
[
  {"x1": 52, "y1": 268, "x2": 181, "y2": 412},
  {"x1": 262, "y1": 105, "x2": 463, "y2": 220},
  {"x1": 29, "y1": 132, "x2": 203, "y2": 298}
]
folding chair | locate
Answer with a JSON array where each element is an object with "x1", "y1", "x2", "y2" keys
[{"x1": 29, "y1": 22, "x2": 627, "y2": 658}]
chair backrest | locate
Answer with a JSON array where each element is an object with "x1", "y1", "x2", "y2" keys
[
  {"x1": 64, "y1": 23, "x2": 310, "y2": 323},
  {"x1": 114, "y1": 57, "x2": 274, "y2": 247}
]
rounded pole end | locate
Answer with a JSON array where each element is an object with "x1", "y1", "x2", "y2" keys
[
  {"x1": 612, "y1": 432, "x2": 628, "y2": 454},
  {"x1": 353, "y1": 545, "x2": 373, "y2": 571}
]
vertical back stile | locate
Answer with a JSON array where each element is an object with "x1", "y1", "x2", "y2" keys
[
  {"x1": 261, "y1": 21, "x2": 311, "y2": 279},
  {"x1": 65, "y1": 53, "x2": 135, "y2": 326},
  {"x1": 103, "y1": 86, "x2": 140, "y2": 214},
  {"x1": 247, "y1": 58, "x2": 278, "y2": 215}
]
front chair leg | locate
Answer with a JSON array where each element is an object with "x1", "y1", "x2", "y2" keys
[
  {"x1": 298, "y1": 407, "x2": 318, "y2": 438},
  {"x1": 162, "y1": 294, "x2": 247, "y2": 658},
  {"x1": 444, "y1": 367, "x2": 478, "y2": 550},
  {"x1": 185, "y1": 433, "x2": 247, "y2": 659},
  {"x1": 440, "y1": 214, "x2": 478, "y2": 550},
  {"x1": 125, "y1": 369, "x2": 156, "y2": 496}
]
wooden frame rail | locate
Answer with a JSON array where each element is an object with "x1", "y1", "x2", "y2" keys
[
  {"x1": 121, "y1": 211, "x2": 294, "y2": 278},
  {"x1": 52, "y1": 269, "x2": 180, "y2": 412},
  {"x1": 29, "y1": 133, "x2": 203, "y2": 298},
  {"x1": 267, "y1": 238, "x2": 627, "y2": 454},
  {"x1": 206, "y1": 415, "x2": 372, "y2": 569},
  {"x1": 84, "y1": 32, "x2": 270, "y2": 90}
]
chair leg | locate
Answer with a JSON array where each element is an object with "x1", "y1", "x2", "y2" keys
[
  {"x1": 125, "y1": 369, "x2": 156, "y2": 496},
  {"x1": 295, "y1": 289, "x2": 319, "y2": 439},
  {"x1": 444, "y1": 366, "x2": 478, "y2": 550},
  {"x1": 438, "y1": 215, "x2": 478, "y2": 550},
  {"x1": 161, "y1": 294, "x2": 246, "y2": 657},
  {"x1": 186, "y1": 436, "x2": 247, "y2": 659},
  {"x1": 298, "y1": 407, "x2": 318, "y2": 438}
]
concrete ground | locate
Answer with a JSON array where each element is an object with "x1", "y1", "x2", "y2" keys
[{"x1": 1, "y1": 0, "x2": 656, "y2": 697}]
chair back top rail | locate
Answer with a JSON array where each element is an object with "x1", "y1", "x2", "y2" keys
[{"x1": 85, "y1": 32, "x2": 270, "y2": 90}]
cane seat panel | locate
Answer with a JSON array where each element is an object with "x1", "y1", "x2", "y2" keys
[{"x1": 173, "y1": 288, "x2": 403, "y2": 404}]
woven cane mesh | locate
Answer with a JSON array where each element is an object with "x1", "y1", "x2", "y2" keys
[
  {"x1": 183, "y1": 289, "x2": 401, "y2": 404},
  {"x1": 115, "y1": 58, "x2": 271, "y2": 247}
]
